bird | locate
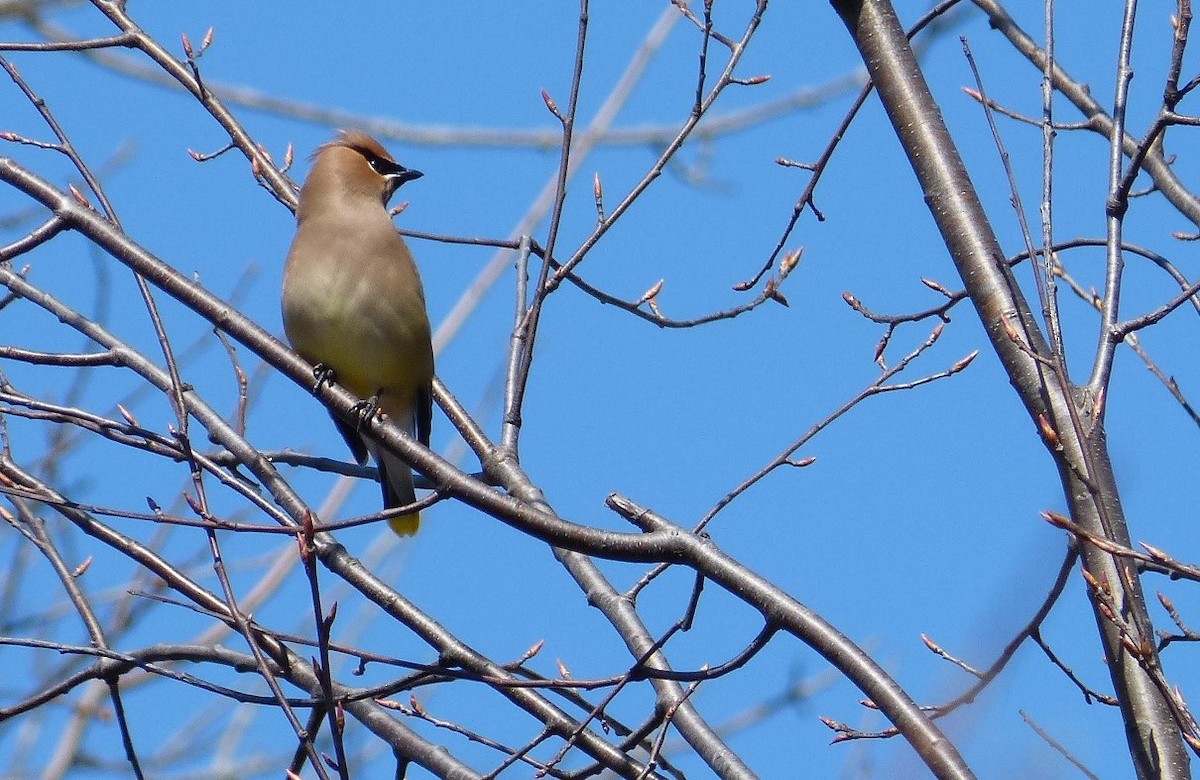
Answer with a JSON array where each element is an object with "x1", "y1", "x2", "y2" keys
[{"x1": 281, "y1": 130, "x2": 433, "y2": 536}]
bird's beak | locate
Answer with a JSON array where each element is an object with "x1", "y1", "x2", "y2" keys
[
  {"x1": 394, "y1": 167, "x2": 423, "y2": 185},
  {"x1": 382, "y1": 167, "x2": 423, "y2": 202}
]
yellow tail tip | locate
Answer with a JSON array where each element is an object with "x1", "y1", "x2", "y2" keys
[{"x1": 388, "y1": 512, "x2": 420, "y2": 537}]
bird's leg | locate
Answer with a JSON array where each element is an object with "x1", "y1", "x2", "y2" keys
[
  {"x1": 351, "y1": 391, "x2": 384, "y2": 432},
  {"x1": 311, "y1": 363, "x2": 337, "y2": 393}
]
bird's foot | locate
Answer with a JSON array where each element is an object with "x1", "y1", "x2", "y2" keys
[
  {"x1": 311, "y1": 363, "x2": 337, "y2": 393},
  {"x1": 351, "y1": 392, "x2": 383, "y2": 431}
]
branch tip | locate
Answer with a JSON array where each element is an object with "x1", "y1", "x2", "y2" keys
[
  {"x1": 950, "y1": 350, "x2": 979, "y2": 373},
  {"x1": 540, "y1": 89, "x2": 563, "y2": 121},
  {"x1": 780, "y1": 247, "x2": 804, "y2": 276}
]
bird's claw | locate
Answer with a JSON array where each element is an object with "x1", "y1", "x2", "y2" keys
[
  {"x1": 351, "y1": 393, "x2": 383, "y2": 431},
  {"x1": 312, "y1": 363, "x2": 337, "y2": 392}
]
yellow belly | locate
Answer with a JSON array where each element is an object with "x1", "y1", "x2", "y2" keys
[{"x1": 283, "y1": 249, "x2": 432, "y2": 412}]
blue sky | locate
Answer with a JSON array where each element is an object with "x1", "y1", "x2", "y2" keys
[{"x1": 2, "y1": 1, "x2": 1198, "y2": 777}]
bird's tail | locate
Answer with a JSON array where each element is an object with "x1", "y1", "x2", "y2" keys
[{"x1": 374, "y1": 445, "x2": 420, "y2": 536}]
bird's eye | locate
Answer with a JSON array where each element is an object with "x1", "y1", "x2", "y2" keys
[{"x1": 367, "y1": 154, "x2": 410, "y2": 178}]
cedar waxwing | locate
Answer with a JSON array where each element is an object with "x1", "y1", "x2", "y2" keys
[{"x1": 281, "y1": 131, "x2": 433, "y2": 536}]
